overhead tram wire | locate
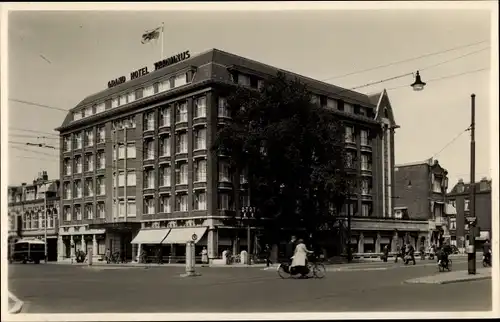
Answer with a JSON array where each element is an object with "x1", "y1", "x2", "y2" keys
[
  {"x1": 8, "y1": 98, "x2": 68, "y2": 113},
  {"x1": 9, "y1": 127, "x2": 59, "y2": 137},
  {"x1": 9, "y1": 134, "x2": 60, "y2": 141},
  {"x1": 431, "y1": 126, "x2": 472, "y2": 159},
  {"x1": 9, "y1": 146, "x2": 60, "y2": 158},
  {"x1": 322, "y1": 39, "x2": 490, "y2": 81}
]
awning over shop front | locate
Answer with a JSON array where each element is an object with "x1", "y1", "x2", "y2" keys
[
  {"x1": 162, "y1": 227, "x2": 208, "y2": 245},
  {"x1": 131, "y1": 229, "x2": 171, "y2": 244}
]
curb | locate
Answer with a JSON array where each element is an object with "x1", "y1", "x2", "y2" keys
[{"x1": 8, "y1": 291, "x2": 24, "y2": 314}]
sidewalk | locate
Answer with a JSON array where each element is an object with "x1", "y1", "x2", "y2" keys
[
  {"x1": 7, "y1": 291, "x2": 24, "y2": 314},
  {"x1": 405, "y1": 267, "x2": 492, "y2": 285}
]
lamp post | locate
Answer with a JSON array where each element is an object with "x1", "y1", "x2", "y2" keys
[
  {"x1": 467, "y1": 94, "x2": 477, "y2": 275},
  {"x1": 42, "y1": 179, "x2": 54, "y2": 263}
]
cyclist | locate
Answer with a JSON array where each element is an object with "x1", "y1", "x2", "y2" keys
[{"x1": 291, "y1": 239, "x2": 314, "y2": 278}]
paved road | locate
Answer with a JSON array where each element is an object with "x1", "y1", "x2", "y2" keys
[{"x1": 8, "y1": 259, "x2": 491, "y2": 313}]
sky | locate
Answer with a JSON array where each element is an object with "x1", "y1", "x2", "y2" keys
[{"x1": 4, "y1": 5, "x2": 495, "y2": 189}]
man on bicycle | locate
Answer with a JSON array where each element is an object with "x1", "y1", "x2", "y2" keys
[{"x1": 285, "y1": 235, "x2": 297, "y2": 266}]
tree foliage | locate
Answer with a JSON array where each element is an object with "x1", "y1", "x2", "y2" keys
[{"x1": 212, "y1": 72, "x2": 348, "y2": 243}]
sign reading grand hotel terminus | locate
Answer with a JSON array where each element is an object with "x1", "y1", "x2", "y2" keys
[{"x1": 107, "y1": 50, "x2": 191, "y2": 88}]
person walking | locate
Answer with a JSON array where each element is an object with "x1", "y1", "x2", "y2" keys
[
  {"x1": 201, "y1": 247, "x2": 209, "y2": 266},
  {"x1": 264, "y1": 244, "x2": 272, "y2": 267}
]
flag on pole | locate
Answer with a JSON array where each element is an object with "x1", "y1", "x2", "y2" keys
[{"x1": 141, "y1": 26, "x2": 162, "y2": 44}]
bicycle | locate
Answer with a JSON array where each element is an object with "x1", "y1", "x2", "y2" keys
[{"x1": 277, "y1": 254, "x2": 326, "y2": 279}]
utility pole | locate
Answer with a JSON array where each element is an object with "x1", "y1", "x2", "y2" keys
[
  {"x1": 44, "y1": 181, "x2": 48, "y2": 263},
  {"x1": 347, "y1": 187, "x2": 352, "y2": 263},
  {"x1": 114, "y1": 130, "x2": 119, "y2": 222},
  {"x1": 468, "y1": 93, "x2": 477, "y2": 275}
]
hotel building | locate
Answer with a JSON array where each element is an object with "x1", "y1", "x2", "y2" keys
[{"x1": 56, "y1": 48, "x2": 415, "y2": 261}]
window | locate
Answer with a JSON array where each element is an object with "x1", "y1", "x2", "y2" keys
[
  {"x1": 96, "y1": 102, "x2": 105, "y2": 113},
  {"x1": 176, "y1": 133, "x2": 188, "y2": 154},
  {"x1": 47, "y1": 213, "x2": 54, "y2": 228},
  {"x1": 160, "y1": 165, "x2": 171, "y2": 187},
  {"x1": 218, "y1": 97, "x2": 230, "y2": 117},
  {"x1": 74, "y1": 205, "x2": 82, "y2": 221},
  {"x1": 345, "y1": 151, "x2": 355, "y2": 169},
  {"x1": 97, "y1": 203, "x2": 105, "y2": 218},
  {"x1": 75, "y1": 132, "x2": 83, "y2": 149},
  {"x1": 194, "y1": 191, "x2": 207, "y2": 210},
  {"x1": 175, "y1": 194, "x2": 188, "y2": 212},
  {"x1": 160, "y1": 106, "x2": 171, "y2": 127},
  {"x1": 176, "y1": 163, "x2": 188, "y2": 185},
  {"x1": 74, "y1": 180, "x2": 82, "y2": 198},
  {"x1": 144, "y1": 112, "x2": 155, "y2": 131},
  {"x1": 124, "y1": 116, "x2": 136, "y2": 129},
  {"x1": 219, "y1": 162, "x2": 231, "y2": 182},
  {"x1": 160, "y1": 195, "x2": 171, "y2": 213},
  {"x1": 344, "y1": 103, "x2": 354, "y2": 114},
  {"x1": 115, "y1": 144, "x2": 125, "y2": 159},
  {"x1": 85, "y1": 205, "x2": 93, "y2": 220},
  {"x1": 128, "y1": 200, "x2": 136, "y2": 217},
  {"x1": 448, "y1": 200, "x2": 456, "y2": 208},
  {"x1": 311, "y1": 94, "x2": 320, "y2": 105},
  {"x1": 127, "y1": 92, "x2": 135, "y2": 104},
  {"x1": 97, "y1": 176, "x2": 105, "y2": 195},
  {"x1": 361, "y1": 204, "x2": 370, "y2": 217},
  {"x1": 64, "y1": 158, "x2": 72, "y2": 176},
  {"x1": 64, "y1": 182, "x2": 72, "y2": 199},
  {"x1": 464, "y1": 199, "x2": 470, "y2": 211},
  {"x1": 74, "y1": 111, "x2": 82, "y2": 121},
  {"x1": 160, "y1": 136, "x2": 171, "y2": 156},
  {"x1": 127, "y1": 143, "x2": 136, "y2": 158},
  {"x1": 75, "y1": 156, "x2": 82, "y2": 173},
  {"x1": 174, "y1": 73, "x2": 187, "y2": 87},
  {"x1": 85, "y1": 154, "x2": 94, "y2": 172},
  {"x1": 143, "y1": 198, "x2": 155, "y2": 215},
  {"x1": 144, "y1": 169, "x2": 155, "y2": 189},
  {"x1": 326, "y1": 98, "x2": 338, "y2": 109},
  {"x1": 63, "y1": 135, "x2": 72, "y2": 152},
  {"x1": 345, "y1": 126, "x2": 354, "y2": 143},
  {"x1": 480, "y1": 181, "x2": 489, "y2": 191},
  {"x1": 85, "y1": 129, "x2": 94, "y2": 147},
  {"x1": 176, "y1": 102, "x2": 188, "y2": 123},
  {"x1": 361, "y1": 154, "x2": 372, "y2": 171},
  {"x1": 237, "y1": 74, "x2": 251, "y2": 86},
  {"x1": 218, "y1": 193, "x2": 230, "y2": 210},
  {"x1": 361, "y1": 179, "x2": 371, "y2": 195},
  {"x1": 194, "y1": 128, "x2": 207, "y2": 150},
  {"x1": 450, "y1": 218, "x2": 457, "y2": 230},
  {"x1": 97, "y1": 126, "x2": 105, "y2": 143},
  {"x1": 118, "y1": 200, "x2": 125, "y2": 218},
  {"x1": 144, "y1": 140, "x2": 155, "y2": 160},
  {"x1": 85, "y1": 178, "x2": 94, "y2": 197},
  {"x1": 127, "y1": 171, "x2": 136, "y2": 186},
  {"x1": 117, "y1": 171, "x2": 125, "y2": 187},
  {"x1": 432, "y1": 176, "x2": 442, "y2": 193},
  {"x1": 97, "y1": 151, "x2": 105, "y2": 169},
  {"x1": 64, "y1": 206, "x2": 71, "y2": 222},
  {"x1": 159, "y1": 79, "x2": 171, "y2": 92},
  {"x1": 360, "y1": 130, "x2": 370, "y2": 146},
  {"x1": 143, "y1": 85, "x2": 154, "y2": 98},
  {"x1": 195, "y1": 160, "x2": 207, "y2": 182},
  {"x1": 111, "y1": 97, "x2": 119, "y2": 108},
  {"x1": 32, "y1": 213, "x2": 38, "y2": 229},
  {"x1": 39, "y1": 212, "x2": 44, "y2": 229},
  {"x1": 194, "y1": 96, "x2": 207, "y2": 118}
]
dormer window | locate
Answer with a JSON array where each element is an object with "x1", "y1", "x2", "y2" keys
[{"x1": 237, "y1": 74, "x2": 251, "y2": 86}]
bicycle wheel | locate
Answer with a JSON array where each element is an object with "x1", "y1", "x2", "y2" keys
[
  {"x1": 278, "y1": 264, "x2": 291, "y2": 279},
  {"x1": 447, "y1": 259, "x2": 452, "y2": 271},
  {"x1": 313, "y1": 263, "x2": 326, "y2": 279}
]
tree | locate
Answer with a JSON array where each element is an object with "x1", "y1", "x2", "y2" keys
[{"x1": 212, "y1": 72, "x2": 348, "y2": 244}]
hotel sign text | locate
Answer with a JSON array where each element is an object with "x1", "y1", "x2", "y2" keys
[{"x1": 107, "y1": 50, "x2": 191, "y2": 89}]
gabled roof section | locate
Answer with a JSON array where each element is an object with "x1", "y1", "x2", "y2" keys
[{"x1": 371, "y1": 89, "x2": 397, "y2": 126}]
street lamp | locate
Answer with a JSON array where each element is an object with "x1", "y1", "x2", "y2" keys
[{"x1": 411, "y1": 71, "x2": 426, "y2": 91}]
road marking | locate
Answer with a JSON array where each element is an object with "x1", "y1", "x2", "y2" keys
[{"x1": 8, "y1": 291, "x2": 24, "y2": 314}]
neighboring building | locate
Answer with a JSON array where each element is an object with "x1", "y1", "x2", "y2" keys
[
  {"x1": 447, "y1": 177, "x2": 492, "y2": 251},
  {"x1": 55, "y1": 48, "x2": 411, "y2": 261},
  {"x1": 7, "y1": 171, "x2": 61, "y2": 261},
  {"x1": 393, "y1": 158, "x2": 449, "y2": 251}
]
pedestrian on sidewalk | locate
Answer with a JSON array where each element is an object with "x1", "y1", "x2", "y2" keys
[
  {"x1": 200, "y1": 247, "x2": 208, "y2": 266},
  {"x1": 264, "y1": 244, "x2": 272, "y2": 267},
  {"x1": 105, "y1": 248, "x2": 111, "y2": 264},
  {"x1": 382, "y1": 245, "x2": 389, "y2": 262}
]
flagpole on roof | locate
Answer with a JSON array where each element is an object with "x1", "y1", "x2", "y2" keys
[{"x1": 161, "y1": 22, "x2": 165, "y2": 60}]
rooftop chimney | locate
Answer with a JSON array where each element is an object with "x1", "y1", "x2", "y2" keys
[{"x1": 458, "y1": 178, "x2": 464, "y2": 183}]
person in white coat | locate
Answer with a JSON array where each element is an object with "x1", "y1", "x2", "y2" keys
[{"x1": 291, "y1": 239, "x2": 314, "y2": 278}]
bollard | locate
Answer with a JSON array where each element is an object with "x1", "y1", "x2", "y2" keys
[
  {"x1": 180, "y1": 241, "x2": 201, "y2": 277},
  {"x1": 88, "y1": 248, "x2": 93, "y2": 266}
]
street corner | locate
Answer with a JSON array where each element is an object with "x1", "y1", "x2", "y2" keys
[
  {"x1": 7, "y1": 291, "x2": 24, "y2": 314},
  {"x1": 404, "y1": 268, "x2": 492, "y2": 285}
]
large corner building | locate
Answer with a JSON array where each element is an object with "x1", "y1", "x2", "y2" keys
[{"x1": 56, "y1": 48, "x2": 407, "y2": 262}]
